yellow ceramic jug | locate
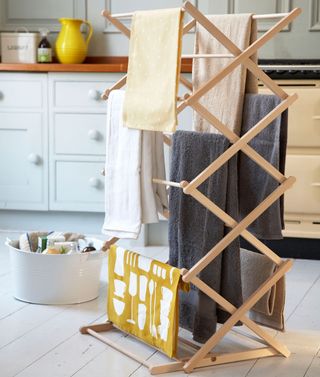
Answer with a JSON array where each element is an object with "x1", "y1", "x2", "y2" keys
[{"x1": 55, "y1": 18, "x2": 93, "y2": 64}]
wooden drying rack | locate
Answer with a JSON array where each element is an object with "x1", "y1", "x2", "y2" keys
[{"x1": 80, "y1": 1, "x2": 301, "y2": 374}]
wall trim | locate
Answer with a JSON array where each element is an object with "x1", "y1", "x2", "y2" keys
[
  {"x1": 103, "y1": 0, "x2": 197, "y2": 34},
  {"x1": 228, "y1": 0, "x2": 291, "y2": 32},
  {"x1": 0, "y1": 0, "x2": 87, "y2": 33},
  {"x1": 309, "y1": 0, "x2": 320, "y2": 31}
]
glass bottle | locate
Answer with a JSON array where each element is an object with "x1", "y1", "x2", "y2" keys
[{"x1": 38, "y1": 29, "x2": 52, "y2": 63}]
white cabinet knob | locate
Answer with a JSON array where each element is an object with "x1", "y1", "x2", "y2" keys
[
  {"x1": 88, "y1": 89, "x2": 101, "y2": 101},
  {"x1": 89, "y1": 177, "x2": 101, "y2": 188},
  {"x1": 88, "y1": 129, "x2": 100, "y2": 140},
  {"x1": 27, "y1": 153, "x2": 41, "y2": 165},
  {"x1": 100, "y1": 168, "x2": 105, "y2": 176}
]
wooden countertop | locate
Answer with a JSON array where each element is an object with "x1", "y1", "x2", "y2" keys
[{"x1": 0, "y1": 56, "x2": 193, "y2": 73}]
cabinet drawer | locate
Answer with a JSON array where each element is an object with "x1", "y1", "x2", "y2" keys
[
  {"x1": 53, "y1": 80, "x2": 110, "y2": 109},
  {"x1": 51, "y1": 161, "x2": 104, "y2": 212},
  {"x1": 285, "y1": 155, "x2": 320, "y2": 215},
  {"x1": 259, "y1": 86, "x2": 320, "y2": 147},
  {"x1": 54, "y1": 113, "x2": 106, "y2": 155},
  {"x1": 0, "y1": 77, "x2": 43, "y2": 108}
]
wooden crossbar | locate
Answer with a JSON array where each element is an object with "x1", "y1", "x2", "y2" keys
[
  {"x1": 185, "y1": 186, "x2": 283, "y2": 265},
  {"x1": 184, "y1": 260, "x2": 292, "y2": 372},
  {"x1": 184, "y1": 94, "x2": 297, "y2": 193},
  {"x1": 183, "y1": 176, "x2": 295, "y2": 282},
  {"x1": 178, "y1": 4, "x2": 301, "y2": 113},
  {"x1": 83, "y1": 2, "x2": 301, "y2": 374},
  {"x1": 182, "y1": 2, "x2": 298, "y2": 101},
  {"x1": 189, "y1": 275, "x2": 290, "y2": 356},
  {"x1": 100, "y1": 12, "x2": 196, "y2": 100}
]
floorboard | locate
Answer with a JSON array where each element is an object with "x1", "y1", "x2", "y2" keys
[{"x1": 0, "y1": 232, "x2": 319, "y2": 377}]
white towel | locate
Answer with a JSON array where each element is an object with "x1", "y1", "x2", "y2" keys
[{"x1": 102, "y1": 90, "x2": 168, "y2": 239}]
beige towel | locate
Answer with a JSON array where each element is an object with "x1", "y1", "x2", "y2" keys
[
  {"x1": 123, "y1": 8, "x2": 183, "y2": 132},
  {"x1": 193, "y1": 14, "x2": 258, "y2": 135},
  {"x1": 240, "y1": 248, "x2": 286, "y2": 331},
  {"x1": 140, "y1": 131, "x2": 169, "y2": 224}
]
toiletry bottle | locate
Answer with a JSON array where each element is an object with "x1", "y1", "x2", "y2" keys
[{"x1": 38, "y1": 29, "x2": 52, "y2": 63}]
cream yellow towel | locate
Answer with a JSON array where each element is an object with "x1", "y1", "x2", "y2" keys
[
  {"x1": 193, "y1": 14, "x2": 258, "y2": 135},
  {"x1": 123, "y1": 8, "x2": 183, "y2": 132},
  {"x1": 107, "y1": 245, "x2": 189, "y2": 358}
]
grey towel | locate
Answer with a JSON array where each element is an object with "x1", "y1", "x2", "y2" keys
[
  {"x1": 169, "y1": 131, "x2": 242, "y2": 343},
  {"x1": 239, "y1": 94, "x2": 288, "y2": 239},
  {"x1": 240, "y1": 248, "x2": 286, "y2": 331}
]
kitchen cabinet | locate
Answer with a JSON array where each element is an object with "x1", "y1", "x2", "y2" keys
[
  {"x1": 1, "y1": 71, "x2": 319, "y2": 238},
  {"x1": 0, "y1": 73, "x2": 48, "y2": 210},
  {"x1": 48, "y1": 73, "x2": 122, "y2": 212},
  {"x1": 0, "y1": 72, "x2": 122, "y2": 212},
  {"x1": 260, "y1": 80, "x2": 320, "y2": 238}
]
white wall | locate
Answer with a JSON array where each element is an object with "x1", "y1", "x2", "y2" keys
[{"x1": 0, "y1": 0, "x2": 320, "y2": 59}]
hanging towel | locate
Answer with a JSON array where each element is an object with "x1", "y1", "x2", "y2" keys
[
  {"x1": 239, "y1": 94, "x2": 288, "y2": 240},
  {"x1": 107, "y1": 245, "x2": 189, "y2": 358},
  {"x1": 169, "y1": 131, "x2": 242, "y2": 343},
  {"x1": 193, "y1": 14, "x2": 257, "y2": 135},
  {"x1": 123, "y1": 8, "x2": 183, "y2": 132},
  {"x1": 141, "y1": 131, "x2": 168, "y2": 224},
  {"x1": 102, "y1": 90, "x2": 168, "y2": 239},
  {"x1": 240, "y1": 248, "x2": 286, "y2": 331}
]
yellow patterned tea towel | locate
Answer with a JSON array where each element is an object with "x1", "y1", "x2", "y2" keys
[
  {"x1": 123, "y1": 8, "x2": 184, "y2": 132},
  {"x1": 107, "y1": 245, "x2": 188, "y2": 358}
]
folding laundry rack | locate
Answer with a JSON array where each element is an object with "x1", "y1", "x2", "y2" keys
[{"x1": 80, "y1": 2, "x2": 301, "y2": 374}]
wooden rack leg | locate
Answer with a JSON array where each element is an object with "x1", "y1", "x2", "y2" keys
[
  {"x1": 184, "y1": 260, "x2": 292, "y2": 373},
  {"x1": 102, "y1": 237, "x2": 119, "y2": 251},
  {"x1": 80, "y1": 321, "x2": 114, "y2": 334},
  {"x1": 89, "y1": 329, "x2": 152, "y2": 367},
  {"x1": 150, "y1": 347, "x2": 279, "y2": 375},
  {"x1": 191, "y1": 273, "x2": 291, "y2": 357}
]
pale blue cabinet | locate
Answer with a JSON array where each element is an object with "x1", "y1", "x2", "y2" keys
[
  {"x1": 48, "y1": 73, "x2": 122, "y2": 212},
  {"x1": 0, "y1": 73, "x2": 48, "y2": 210},
  {"x1": 1, "y1": 71, "x2": 177, "y2": 214}
]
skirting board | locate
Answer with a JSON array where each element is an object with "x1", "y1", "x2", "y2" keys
[
  {"x1": 240, "y1": 237, "x2": 320, "y2": 260},
  {"x1": 149, "y1": 222, "x2": 320, "y2": 260},
  {"x1": 0, "y1": 210, "x2": 147, "y2": 247}
]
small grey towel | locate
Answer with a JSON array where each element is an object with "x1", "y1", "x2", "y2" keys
[
  {"x1": 169, "y1": 131, "x2": 242, "y2": 343},
  {"x1": 240, "y1": 248, "x2": 285, "y2": 331},
  {"x1": 239, "y1": 94, "x2": 288, "y2": 239}
]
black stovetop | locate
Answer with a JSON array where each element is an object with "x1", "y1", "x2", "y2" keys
[{"x1": 258, "y1": 59, "x2": 320, "y2": 79}]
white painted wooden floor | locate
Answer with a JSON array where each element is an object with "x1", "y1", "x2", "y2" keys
[{"x1": 0, "y1": 231, "x2": 319, "y2": 377}]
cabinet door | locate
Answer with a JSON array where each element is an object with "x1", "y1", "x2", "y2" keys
[
  {"x1": 285, "y1": 155, "x2": 320, "y2": 215},
  {"x1": 0, "y1": 112, "x2": 48, "y2": 210}
]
